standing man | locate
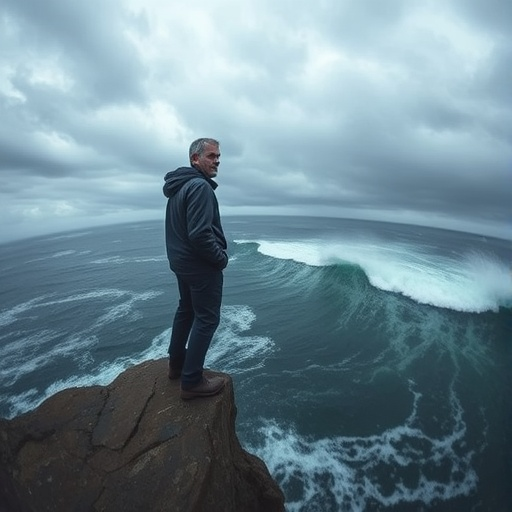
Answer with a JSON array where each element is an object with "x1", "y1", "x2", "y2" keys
[{"x1": 163, "y1": 138, "x2": 228, "y2": 400}]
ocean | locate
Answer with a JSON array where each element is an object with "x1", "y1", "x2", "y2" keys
[{"x1": 0, "y1": 216, "x2": 511, "y2": 511}]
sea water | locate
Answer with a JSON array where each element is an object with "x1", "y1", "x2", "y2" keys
[{"x1": 0, "y1": 216, "x2": 511, "y2": 511}]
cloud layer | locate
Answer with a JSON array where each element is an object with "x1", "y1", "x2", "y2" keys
[{"x1": 1, "y1": 0, "x2": 511, "y2": 241}]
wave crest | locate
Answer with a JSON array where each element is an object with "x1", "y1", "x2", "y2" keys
[{"x1": 235, "y1": 239, "x2": 512, "y2": 313}]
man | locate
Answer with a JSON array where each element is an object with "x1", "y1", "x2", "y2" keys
[{"x1": 163, "y1": 138, "x2": 228, "y2": 400}]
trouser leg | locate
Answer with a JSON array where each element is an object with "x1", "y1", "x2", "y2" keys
[
  {"x1": 181, "y1": 271, "x2": 223, "y2": 389},
  {"x1": 168, "y1": 274, "x2": 194, "y2": 368}
]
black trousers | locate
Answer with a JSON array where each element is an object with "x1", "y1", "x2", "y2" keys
[{"x1": 168, "y1": 270, "x2": 223, "y2": 388}]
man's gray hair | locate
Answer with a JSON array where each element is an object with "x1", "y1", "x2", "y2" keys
[{"x1": 189, "y1": 138, "x2": 220, "y2": 163}]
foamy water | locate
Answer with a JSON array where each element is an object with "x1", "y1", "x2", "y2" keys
[
  {"x1": 247, "y1": 383, "x2": 477, "y2": 512},
  {"x1": 208, "y1": 305, "x2": 275, "y2": 373},
  {"x1": 0, "y1": 299, "x2": 270, "y2": 418}
]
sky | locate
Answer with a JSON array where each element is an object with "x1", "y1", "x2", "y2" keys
[{"x1": 1, "y1": 0, "x2": 511, "y2": 243}]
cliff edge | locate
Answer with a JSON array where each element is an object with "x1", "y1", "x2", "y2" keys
[{"x1": 0, "y1": 359, "x2": 285, "y2": 512}]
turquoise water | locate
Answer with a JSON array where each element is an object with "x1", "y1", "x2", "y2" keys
[{"x1": 1, "y1": 216, "x2": 511, "y2": 511}]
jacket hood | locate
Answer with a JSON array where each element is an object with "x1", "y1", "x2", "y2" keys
[{"x1": 163, "y1": 166, "x2": 218, "y2": 198}]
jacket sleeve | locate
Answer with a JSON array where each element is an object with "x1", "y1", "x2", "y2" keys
[{"x1": 185, "y1": 180, "x2": 228, "y2": 270}]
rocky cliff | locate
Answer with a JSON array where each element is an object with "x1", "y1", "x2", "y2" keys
[{"x1": 0, "y1": 359, "x2": 285, "y2": 512}]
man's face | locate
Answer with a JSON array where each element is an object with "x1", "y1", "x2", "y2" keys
[{"x1": 192, "y1": 143, "x2": 221, "y2": 178}]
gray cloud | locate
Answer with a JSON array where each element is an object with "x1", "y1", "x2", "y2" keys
[{"x1": 0, "y1": 0, "x2": 510, "y2": 242}]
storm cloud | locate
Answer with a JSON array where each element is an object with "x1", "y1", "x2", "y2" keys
[{"x1": 1, "y1": 0, "x2": 511, "y2": 241}]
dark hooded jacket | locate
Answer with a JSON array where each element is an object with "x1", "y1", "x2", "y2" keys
[{"x1": 163, "y1": 166, "x2": 228, "y2": 274}]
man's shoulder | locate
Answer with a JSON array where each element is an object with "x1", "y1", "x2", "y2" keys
[
  {"x1": 184, "y1": 175, "x2": 216, "y2": 194},
  {"x1": 184, "y1": 175, "x2": 209, "y2": 188}
]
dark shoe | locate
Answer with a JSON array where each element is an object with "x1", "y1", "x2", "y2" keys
[
  {"x1": 180, "y1": 376, "x2": 226, "y2": 400},
  {"x1": 168, "y1": 360, "x2": 182, "y2": 380}
]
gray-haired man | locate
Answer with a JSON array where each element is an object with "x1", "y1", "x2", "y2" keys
[{"x1": 163, "y1": 138, "x2": 228, "y2": 399}]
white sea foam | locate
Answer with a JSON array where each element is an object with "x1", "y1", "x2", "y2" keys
[
  {"x1": 1, "y1": 330, "x2": 169, "y2": 418},
  {"x1": 0, "y1": 289, "x2": 162, "y2": 327},
  {"x1": 45, "y1": 231, "x2": 92, "y2": 241},
  {"x1": 91, "y1": 255, "x2": 167, "y2": 264},
  {"x1": 0, "y1": 296, "x2": 50, "y2": 327},
  {"x1": 236, "y1": 239, "x2": 512, "y2": 313},
  {"x1": 0, "y1": 289, "x2": 163, "y2": 389},
  {"x1": 26, "y1": 249, "x2": 91, "y2": 263},
  {"x1": 0, "y1": 329, "x2": 101, "y2": 388},
  {"x1": 0, "y1": 304, "x2": 271, "y2": 417},
  {"x1": 91, "y1": 291, "x2": 160, "y2": 329},
  {"x1": 52, "y1": 250, "x2": 76, "y2": 258},
  {"x1": 246, "y1": 383, "x2": 477, "y2": 511},
  {"x1": 207, "y1": 305, "x2": 275, "y2": 373}
]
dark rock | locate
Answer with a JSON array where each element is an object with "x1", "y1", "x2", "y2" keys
[{"x1": 0, "y1": 359, "x2": 285, "y2": 512}]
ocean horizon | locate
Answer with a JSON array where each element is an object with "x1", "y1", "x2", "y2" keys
[{"x1": 1, "y1": 216, "x2": 511, "y2": 511}]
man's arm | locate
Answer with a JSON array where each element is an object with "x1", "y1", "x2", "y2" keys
[{"x1": 186, "y1": 180, "x2": 228, "y2": 269}]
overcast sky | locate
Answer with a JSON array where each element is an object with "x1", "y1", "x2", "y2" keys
[{"x1": 1, "y1": 0, "x2": 511, "y2": 243}]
